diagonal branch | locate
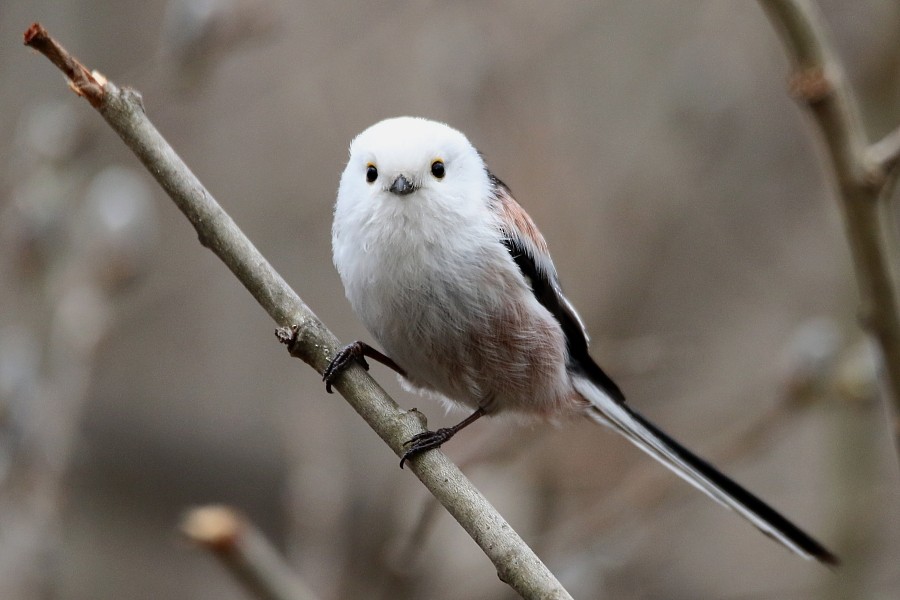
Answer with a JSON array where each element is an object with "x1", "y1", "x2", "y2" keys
[
  {"x1": 23, "y1": 23, "x2": 573, "y2": 600},
  {"x1": 759, "y1": 0, "x2": 900, "y2": 457}
]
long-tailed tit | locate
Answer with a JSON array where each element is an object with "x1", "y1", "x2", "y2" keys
[{"x1": 326, "y1": 116, "x2": 837, "y2": 565}]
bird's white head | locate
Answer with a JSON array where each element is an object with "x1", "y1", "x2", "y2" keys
[{"x1": 335, "y1": 117, "x2": 493, "y2": 232}]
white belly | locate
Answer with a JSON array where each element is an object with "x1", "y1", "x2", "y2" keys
[{"x1": 337, "y1": 234, "x2": 575, "y2": 417}]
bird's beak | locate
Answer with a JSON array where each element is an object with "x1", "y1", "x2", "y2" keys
[{"x1": 389, "y1": 174, "x2": 416, "y2": 196}]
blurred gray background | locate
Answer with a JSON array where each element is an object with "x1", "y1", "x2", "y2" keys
[{"x1": 3, "y1": 1, "x2": 900, "y2": 598}]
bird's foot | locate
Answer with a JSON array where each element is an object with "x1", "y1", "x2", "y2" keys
[
  {"x1": 322, "y1": 341, "x2": 370, "y2": 393},
  {"x1": 399, "y1": 428, "x2": 458, "y2": 469}
]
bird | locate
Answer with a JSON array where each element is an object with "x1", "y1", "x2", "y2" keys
[{"x1": 324, "y1": 116, "x2": 838, "y2": 565}]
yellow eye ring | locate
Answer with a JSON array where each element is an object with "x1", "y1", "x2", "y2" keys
[
  {"x1": 365, "y1": 163, "x2": 378, "y2": 183},
  {"x1": 431, "y1": 160, "x2": 445, "y2": 179}
]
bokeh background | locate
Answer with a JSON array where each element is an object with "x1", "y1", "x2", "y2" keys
[{"x1": 3, "y1": 1, "x2": 900, "y2": 598}]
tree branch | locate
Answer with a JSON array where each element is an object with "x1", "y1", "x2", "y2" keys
[
  {"x1": 869, "y1": 125, "x2": 900, "y2": 176},
  {"x1": 759, "y1": 0, "x2": 900, "y2": 454},
  {"x1": 23, "y1": 23, "x2": 573, "y2": 599},
  {"x1": 182, "y1": 506, "x2": 320, "y2": 600}
]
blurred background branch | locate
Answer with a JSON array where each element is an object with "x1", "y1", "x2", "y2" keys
[
  {"x1": 23, "y1": 23, "x2": 574, "y2": 600},
  {"x1": 0, "y1": 77, "x2": 158, "y2": 596},
  {"x1": 182, "y1": 505, "x2": 320, "y2": 600},
  {"x1": 759, "y1": 0, "x2": 900, "y2": 458}
]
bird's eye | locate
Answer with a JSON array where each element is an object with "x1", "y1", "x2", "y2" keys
[
  {"x1": 366, "y1": 164, "x2": 378, "y2": 183},
  {"x1": 431, "y1": 160, "x2": 445, "y2": 179}
]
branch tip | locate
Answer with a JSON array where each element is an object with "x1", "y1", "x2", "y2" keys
[
  {"x1": 23, "y1": 22, "x2": 105, "y2": 107},
  {"x1": 181, "y1": 505, "x2": 243, "y2": 551},
  {"x1": 23, "y1": 22, "x2": 46, "y2": 45}
]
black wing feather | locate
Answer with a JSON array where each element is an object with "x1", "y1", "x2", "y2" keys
[{"x1": 501, "y1": 236, "x2": 626, "y2": 403}]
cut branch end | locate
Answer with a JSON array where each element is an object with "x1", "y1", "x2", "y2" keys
[
  {"x1": 181, "y1": 505, "x2": 243, "y2": 552},
  {"x1": 23, "y1": 22, "x2": 105, "y2": 107}
]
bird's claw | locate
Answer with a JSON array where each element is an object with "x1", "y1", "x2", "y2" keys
[
  {"x1": 399, "y1": 427, "x2": 454, "y2": 468},
  {"x1": 322, "y1": 342, "x2": 370, "y2": 393}
]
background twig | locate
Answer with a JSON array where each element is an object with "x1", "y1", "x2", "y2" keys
[
  {"x1": 182, "y1": 505, "x2": 320, "y2": 600},
  {"x1": 759, "y1": 0, "x2": 900, "y2": 457}
]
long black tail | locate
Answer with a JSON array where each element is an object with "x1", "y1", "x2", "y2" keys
[{"x1": 573, "y1": 376, "x2": 838, "y2": 565}]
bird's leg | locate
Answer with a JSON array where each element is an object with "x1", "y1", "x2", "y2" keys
[
  {"x1": 322, "y1": 340, "x2": 406, "y2": 393},
  {"x1": 399, "y1": 407, "x2": 486, "y2": 468}
]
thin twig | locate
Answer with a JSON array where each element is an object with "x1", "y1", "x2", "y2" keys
[
  {"x1": 23, "y1": 23, "x2": 573, "y2": 600},
  {"x1": 23, "y1": 23, "x2": 105, "y2": 107},
  {"x1": 182, "y1": 506, "x2": 320, "y2": 600},
  {"x1": 758, "y1": 0, "x2": 900, "y2": 454}
]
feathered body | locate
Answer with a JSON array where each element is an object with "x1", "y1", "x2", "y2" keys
[
  {"x1": 331, "y1": 116, "x2": 837, "y2": 564},
  {"x1": 333, "y1": 118, "x2": 577, "y2": 417}
]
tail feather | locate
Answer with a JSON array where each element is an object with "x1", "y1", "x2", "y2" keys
[{"x1": 573, "y1": 376, "x2": 838, "y2": 565}]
